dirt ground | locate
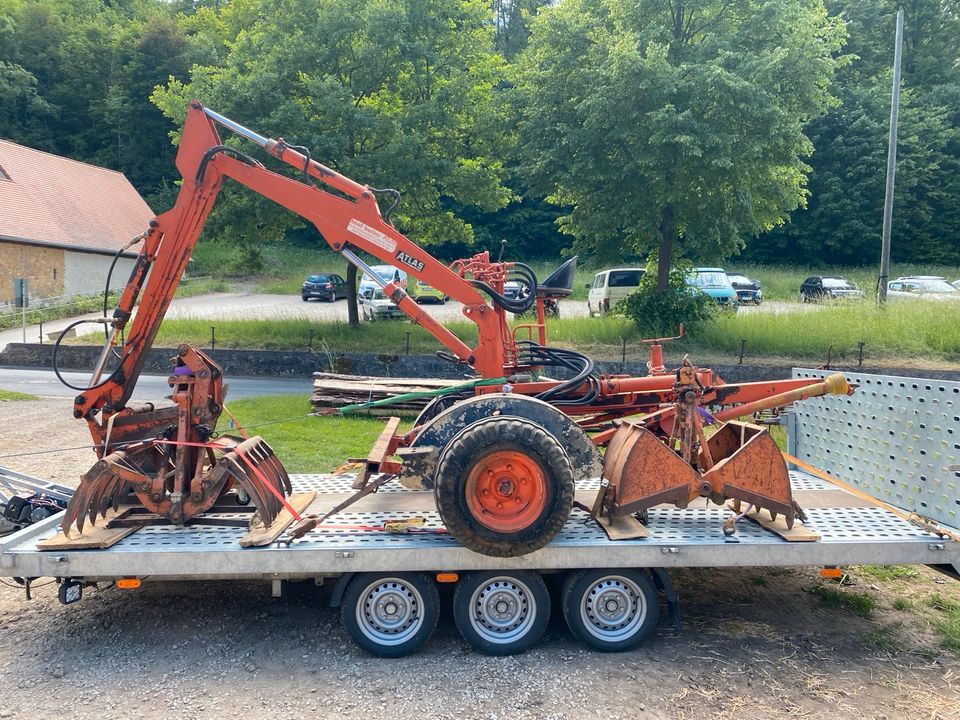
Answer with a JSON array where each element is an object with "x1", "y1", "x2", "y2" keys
[{"x1": 0, "y1": 399, "x2": 958, "y2": 720}]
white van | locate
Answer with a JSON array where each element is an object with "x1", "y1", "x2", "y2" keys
[{"x1": 587, "y1": 268, "x2": 645, "y2": 315}]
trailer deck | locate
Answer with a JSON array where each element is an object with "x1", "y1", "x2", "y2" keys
[{"x1": 1, "y1": 467, "x2": 956, "y2": 581}]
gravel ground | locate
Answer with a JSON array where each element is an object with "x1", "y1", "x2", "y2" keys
[{"x1": 0, "y1": 399, "x2": 958, "y2": 720}]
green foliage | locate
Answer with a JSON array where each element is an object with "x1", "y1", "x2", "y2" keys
[
  {"x1": 752, "y1": 0, "x2": 960, "y2": 265},
  {"x1": 513, "y1": 0, "x2": 848, "y2": 279},
  {"x1": 616, "y1": 263, "x2": 716, "y2": 336},
  {"x1": 0, "y1": 1, "x2": 191, "y2": 204},
  {"x1": 151, "y1": 0, "x2": 512, "y2": 250}
]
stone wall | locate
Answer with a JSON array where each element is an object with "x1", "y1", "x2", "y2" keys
[{"x1": 0, "y1": 242, "x2": 64, "y2": 305}]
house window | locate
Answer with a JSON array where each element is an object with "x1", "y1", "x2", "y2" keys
[{"x1": 53, "y1": 268, "x2": 57, "y2": 280}]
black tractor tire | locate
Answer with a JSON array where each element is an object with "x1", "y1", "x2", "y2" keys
[{"x1": 434, "y1": 417, "x2": 574, "y2": 557}]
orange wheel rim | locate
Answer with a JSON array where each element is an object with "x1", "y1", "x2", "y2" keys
[{"x1": 464, "y1": 450, "x2": 548, "y2": 532}]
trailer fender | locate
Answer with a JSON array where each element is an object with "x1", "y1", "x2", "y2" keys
[
  {"x1": 650, "y1": 567, "x2": 682, "y2": 631},
  {"x1": 329, "y1": 573, "x2": 355, "y2": 608},
  {"x1": 406, "y1": 394, "x2": 601, "y2": 490}
]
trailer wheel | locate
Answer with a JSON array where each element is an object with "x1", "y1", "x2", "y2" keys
[
  {"x1": 561, "y1": 569, "x2": 659, "y2": 652},
  {"x1": 453, "y1": 571, "x2": 550, "y2": 655},
  {"x1": 434, "y1": 417, "x2": 574, "y2": 557},
  {"x1": 340, "y1": 573, "x2": 439, "y2": 657}
]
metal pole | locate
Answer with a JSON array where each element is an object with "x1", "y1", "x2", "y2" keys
[
  {"x1": 21, "y1": 305, "x2": 25, "y2": 343},
  {"x1": 878, "y1": 9, "x2": 903, "y2": 304}
]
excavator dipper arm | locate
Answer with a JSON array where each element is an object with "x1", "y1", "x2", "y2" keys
[{"x1": 75, "y1": 101, "x2": 508, "y2": 425}]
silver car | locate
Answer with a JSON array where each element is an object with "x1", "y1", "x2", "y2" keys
[{"x1": 887, "y1": 276, "x2": 960, "y2": 301}]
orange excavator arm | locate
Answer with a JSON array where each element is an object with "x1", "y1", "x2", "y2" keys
[{"x1": 74, "y1": 101, "x2": 512, "y2": 423}]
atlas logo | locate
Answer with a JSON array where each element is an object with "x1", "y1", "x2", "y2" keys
[{"x1": 396, "y1": 250, "x2": 425, "y2": 273}]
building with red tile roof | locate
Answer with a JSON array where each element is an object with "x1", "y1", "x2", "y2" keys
[{"x1": 0, "y1": 139, "x2": 153, "y2": 306}]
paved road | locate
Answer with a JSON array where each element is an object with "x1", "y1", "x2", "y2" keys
[{"x1": 0, "y1": 367, "x2": 313, "y2": 402}]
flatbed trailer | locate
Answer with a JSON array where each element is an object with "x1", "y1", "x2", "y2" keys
[{"x1": 1, "y1": 370, "x2": 958, "y2": 656}]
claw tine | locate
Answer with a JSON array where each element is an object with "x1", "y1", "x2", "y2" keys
[
  {"x1": 769, "y1": 510, "x2": 778, "y2": 522},
  {"x1": 225, "y1": 455, "x2": 274, "y2": 525},
  {"x1": 88, "y1": 473, "x2": 119, "y2": 525}
]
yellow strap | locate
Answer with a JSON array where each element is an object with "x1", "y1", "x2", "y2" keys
[{"x1": 783, "y1": 451, "x2": 960, "y2": 542}]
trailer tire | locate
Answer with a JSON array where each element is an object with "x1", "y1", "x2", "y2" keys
[
  {"x1": 340, "y1": 572, "x2": 439, "y2": 657},
  {"x1": 453, "y1": 570, "x2": 550, "y2": 655},
  {"x1": 434, "y1": 417, "x2": 574, "y2": 557},
  {"x1": 561, "y1": 569, "x2": 659, "y2": 652}
]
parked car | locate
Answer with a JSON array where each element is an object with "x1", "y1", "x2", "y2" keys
[
  {"x1": 799, "y1": 275, "x2": 863, "y2": 303},
  {"x1": 587, "y1": 268, "x2": 645, "y2": 315},
  {"x1": 687, "y1": 268, "x2": 738, "y2": 310},
  {"x1": 358, "y1": 265, "x2": 407, "y2": 296},
  {"x1": 359, "y1": 287, "x2": 405, "y2": 321},
  {"x1": 408, "y1": 279, "x2": 446, "y2": 304},
  {"x1": 726, "y1": 272, "x2": 762, "y2": 305},
  {"x1": 301, "y1": 273, "x2": 347, "y2": 302},
  {"x1": 887, "y1": 276, "x2": 960, "y2": 301}
]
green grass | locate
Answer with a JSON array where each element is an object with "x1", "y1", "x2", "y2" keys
[
  {"x1": 808, "y1": 584, "x2": 879, "y2": 617},
  {"x1": 925, "y1": 594, "x2": 960, "y2": 654},
  {"x1": 858, "y1": 565, "x2": 921, "y2": 582},
  {"x1": 892, "y1": 597, "x2": 913, "y2": 611},
  {"x1": 694, "y1": 300, "x2": 960, "y2": 362},
  {"x1": 218, "y1": 394, "x2": 406, "y2": 472},
  {"x1": 0, "y1": 390, "x2": 36, "y2": 401}
]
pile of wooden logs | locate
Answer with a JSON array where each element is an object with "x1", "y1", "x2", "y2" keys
[{"x1": 310, "y1": 372, "x2": 459, "y2": 415}]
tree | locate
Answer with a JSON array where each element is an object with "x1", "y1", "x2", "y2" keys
[
  {"x1": 513, "y1": 0, "x2": 847, "y2": 289},
  {"x1": 152, "y1": 0, "x2": 512, "y2": 323},
  {"x1": 752, "y1": 0, "x2": 960, "y2": 265}
]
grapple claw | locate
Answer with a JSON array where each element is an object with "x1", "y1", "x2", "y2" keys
[{"x1": 215, "y1": 436, "x2": 290, "y2": 528}]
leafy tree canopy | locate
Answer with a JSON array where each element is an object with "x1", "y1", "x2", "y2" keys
[
  {"x1": 513, "y1": 0, "x2": 848, "y2": 287},
  {"x1": 151, "y1": 0, "x2": 513, "y2": 250}
]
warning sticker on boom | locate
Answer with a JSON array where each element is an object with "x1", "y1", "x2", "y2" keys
[{"x1": 347, "y1": 219, "x2": 397, "y2": 253}]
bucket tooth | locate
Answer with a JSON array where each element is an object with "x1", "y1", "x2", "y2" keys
[{"x1": 700, "y1": 421, "x2": 797, "y2": 525}]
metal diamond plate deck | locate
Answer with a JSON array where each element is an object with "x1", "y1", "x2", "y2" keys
[{"x1": 791, "y1": 369, "x2": 960, "y2": 530}]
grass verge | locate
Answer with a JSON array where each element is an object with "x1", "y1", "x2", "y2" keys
[
  {"x1": 925, "y1": 594, "x2": 960, "y2": 653},
  {"x1": 0, "y1": 390, "x2": 37, "y2": 401},
  {"x1": 808, "y1": 583, "x2": 878, "y2": 617},
  {"x1": 218, "y1": 394, "x2": 406, "y2": 472}
]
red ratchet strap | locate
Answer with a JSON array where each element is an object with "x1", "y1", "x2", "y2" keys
[{"x1": 153, "y1": 438, "x2": 302, "y2": 521}]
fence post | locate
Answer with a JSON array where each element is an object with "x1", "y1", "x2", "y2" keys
[
  {"x1": 405, "y1": 332, "x2": 411, "y2": 355},
  {"x1": 210, "y1": 326, "x2": 216, "y2": 350},
  {"x1": 738, "y1": 339, "x2": 747, "y2": 365}
]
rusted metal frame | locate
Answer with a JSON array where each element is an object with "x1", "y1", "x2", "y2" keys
[{"x1": 353, "y1": 417, "x2": 401, "y2": 490}]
